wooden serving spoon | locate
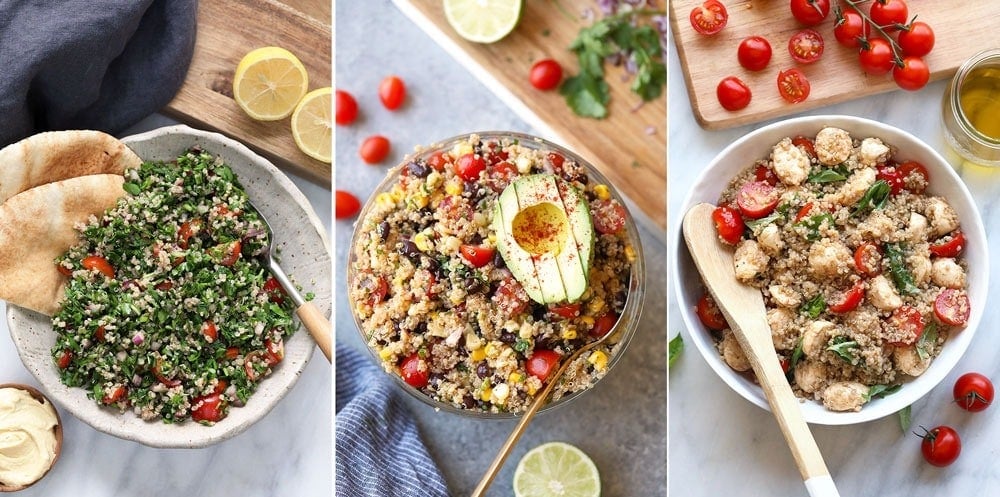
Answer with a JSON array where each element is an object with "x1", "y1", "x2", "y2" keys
[{"x1": 683, "y1": 203, "x2": 841, "y2": 497}]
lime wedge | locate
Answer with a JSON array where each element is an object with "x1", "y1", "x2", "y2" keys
[
  {"x1": 513, "y1": 442, "x2": 601, "y2": 497},
  {"x1": 443, "y1": 0, "x2": 523, "y2": 44}
]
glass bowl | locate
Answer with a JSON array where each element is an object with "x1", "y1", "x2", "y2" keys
[{"x1": 346, "y1": 131, "x2": 645, "y2": 419}]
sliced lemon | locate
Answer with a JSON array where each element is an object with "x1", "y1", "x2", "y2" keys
[
  {"x1": 291, "y1": 87, "x2": 332, "y2": 163},
  {"x1": 443, "y1": 0, "x2": 523, "y2": 44},
  {"x1": 233, "y1": 46, "x2": 309, "y2": 121},
  {"x1": 513, "y1": 442, "x2": 601, "y2": 497}
]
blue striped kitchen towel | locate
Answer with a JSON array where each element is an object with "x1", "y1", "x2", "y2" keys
[{"x1": 335, "y1": 343, "x2": 450, "y2": 497}]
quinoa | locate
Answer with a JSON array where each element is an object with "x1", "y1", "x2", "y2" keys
[
  {"x1": 51, "y1": 149, "x2": 299, "y2": 424},
  {"x1": 701, "y1": 128, "x2": 970, "y2": 412},
  {"x1": 349, "y1": 134, "x2": 635, "y2": 414}
]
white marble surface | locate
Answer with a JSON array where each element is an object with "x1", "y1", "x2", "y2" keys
[
  {"x1": 0, "y1": 114, "x2": 332, "y2": 496},
  {"x1": 667, "y1": 36, "x2": 1000, "y2": 497}
]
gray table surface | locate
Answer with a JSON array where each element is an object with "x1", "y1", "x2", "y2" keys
[{"x1": 334, "y1": 2, "x2": 667, "y2": 495}]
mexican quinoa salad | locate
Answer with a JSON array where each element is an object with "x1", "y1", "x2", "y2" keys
[
  {"x1": 349, "y1": 133, "x2": 637, "y2": 414},
  {"x1": 52, "y1": 149, "x2": 299, "y2": 424},
  {"x1": 699, "y1": 127, "x2": 971, "y2": 412}
]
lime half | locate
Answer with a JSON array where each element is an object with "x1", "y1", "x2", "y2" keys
[
  {"x1": 443, "y1": 0, "x2": 523, "y2": 44},
  {"x1": 513, "y1": 442, "x2": 601, "y2": 497}
]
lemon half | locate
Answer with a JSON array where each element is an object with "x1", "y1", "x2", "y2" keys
[
  {"x1": 291, "y1": 87, "x2": 332, "y2": 163},
  {"x1": 443, "y1": 0, "x2": 523, "y2": 44},
  {"x1": 233, "y1": 46, "x2": 309, "y2": 121}
]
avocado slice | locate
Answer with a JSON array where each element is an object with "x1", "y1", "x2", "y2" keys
[{"x1": 493, "y1": 174, "x2": 594, "y2": 304}]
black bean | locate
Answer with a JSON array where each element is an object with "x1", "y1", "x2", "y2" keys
[
  {"x1": 465, "y1": 278, "x2": 484, "y2": 294},
  {"x1": 399, "y1": 239, "x2": 420, "y2": 259},
  {"x1": 377, "y1": 221, "x2": 390, "y2": 241},
  {"x1": 406, "y1": 160, "x2": 430, "y2": 178},
  {"x1": 476, "y1": 362, "x2": 491, "y2": 379},
  {"x1": 492, "y1": 251, "x2": 506, "y2": 268},
  {"x1": 531, "y1": 303, "x2": 548, "y2": 321},
  {"x1": 462, "y1": 394, "x2": 477, "y2": 409},
  {"x1": 499, "y1": 331, "x2": 516, "y2": 344}
]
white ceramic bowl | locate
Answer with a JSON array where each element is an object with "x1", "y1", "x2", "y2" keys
[
  {"x1": 6, "y1": 125, "x2": 332, "y2": 447},
  {"x1": 672, "y1": 115, "x2": 989, "y2": 425}
]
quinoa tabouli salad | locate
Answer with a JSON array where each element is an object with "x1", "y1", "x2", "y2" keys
[
  {"x1": 349, "y1": 133, "x2": 639, "y2": 414},
  {"x1": 699, "y1": 127, "x2": 971, "y2": 412},
  {"x1": 51, "y1": 149, "x2": 301, "y2": 424}
]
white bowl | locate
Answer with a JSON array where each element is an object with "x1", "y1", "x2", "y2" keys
[
  {"x1": 6, "y1": 125, "x2": 332, "y2": 447},
  {"x1": 671, "y1": 115, "x2": 989, "y2": 425}
]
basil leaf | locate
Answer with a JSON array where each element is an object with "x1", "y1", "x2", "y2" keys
[
  {"x1": 800, "y1": 294, "x2": 826, "y2": 319},
  {"x1": 807, "y1": 168, "x2": 848, "y2": 183},
  {"x1": 826, "y1": 336, "x2": 859, "y2": 363},
  {"x1": 898, "y1": 405, "x2": 912, "y2": 432},
  {"x1": 864, "y1": 384, "x2": 902, "y2": 402},
  {"x1": 789, "y1": 337, "x2": 805, "y2": 373},
  {"x1": 669, "y1": 334, "x2": 684, "y2": 368},
  {"x1": 885, "y1": 243, "x2": 920, "y2": 296},
  {"x1": 916, "y1": 321, "x2": 939, "y2": 361},
  {"x1": 852, "y1": 179, "x2": 892, "y2": 216},
  {"x1": 796, "y1": 212, "x2": 835, "y2": 241},
  {"x1": 123, "y1": 182, "x2": 142, "y2": 195}
]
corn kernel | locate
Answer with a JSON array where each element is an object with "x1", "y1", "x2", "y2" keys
[
  {"x1": 413, "y1": 231, "x2": 433, "y2": 252},
  {"x1": 578, "y1": 316, "x2": 595, "y2": 328},
  {"x1": 445, "y1": 180, "x2": 463, "y2": 196},
  {"x1": 390, "y1": 184, "x2": 404, "y2": 202},
  {"x1": 594, "y1": 184, "x2": 611, "y2": 200},
  {"x1": 526, "y1": 382, "x2": 539, "y2": 396},
  {"x1": 508, "y1": 372, "x2": 523, "y2": 384},
  {"x1": 471, "y1": 348, "x2": 486, "y2": 362},
  {"x1": 588, "y1": 350, "x2": 609, "y2": 371},
  {"x1": 561, "y1": 325, "x2": 578, "y2": 340},
  {"x1": 452, "y1": 142, "x2": 474, "y2": 158},
  {"x1": 625, "y1": 244, "x2": 636, "y2": 263},
  {"x1": 586, "y1": 297, "x2": 606, "y2": 316},
  {"x1": 426, "y1": 171, "x2": 443, "y2": 189},
  {"x1": 480, "y1": 385, "x2": 493, "y2": 401},
  {"x1": 485, "y1": 342, "x2": 499, "y2": 358},
  {"x1": 375, "y1": 192, "x2": 395, "y2": 208},
  {"x1": 410, "y1": 192, "x2": 429, "y2": 209},
  {"x1": 487, "y1": 233, "x2": 497, "y2": 244},
  {"x1": 378, "y1": 347, "x2": 394, "y2": 361}
]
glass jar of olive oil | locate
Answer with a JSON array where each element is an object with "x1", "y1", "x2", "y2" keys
[{"x1": 942, "y1": 49, "x2": 1000, "y2": 167}]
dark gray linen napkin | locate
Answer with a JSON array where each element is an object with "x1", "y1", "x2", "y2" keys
[{"x1": 0, "y1": 0, "x2": 196, "y2": 147}]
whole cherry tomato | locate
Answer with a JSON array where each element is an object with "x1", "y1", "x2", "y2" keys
[
  {"x1": 529, "y1": 59, "x2": 563, "y2": 90},
  {"x1": 717, "y1": 76, "x2": 751, "y2": 111},
  {"x1": 859, "y1": 38, "x2": 895, "y2": 75},
  {"x1": 690, "y1": 0, "x2": 728, "y2": 36},
  {"x1": 738, "y1": 36, "x2": 772, "y2": 71},
  {"x1": 870, "y1": 0, "x2": 908, "y2": 31},
  {"x1": 335, "y1": 89, "x2": 358, "y2": 125},
  {"x1": 893, "y1": 56, "x2": 930, "y2": 91},
  {"x1": 919, "y1": 425, "x2": 961, "y2": 467},
  {"x1": 360, "y1": 135, "x2": 391, "y2": 164},
  {"x1": 790, "y1": 0, "x2": 830, "y2": 26},
  {"x1": 899, "y1": 21, "x2": 935, "y2": 57},
  {"x1": 378, "y1": 76, "x2": 406, "y2": 110},
  {"x1": 833, "y1": 8, "x2": 870, "y2": 48},
  {"x1": 335, "y1": 190, "x2": 362, "y2": 219},
  {"x1": 953, "y1": 372, "x2": 993, "y2": 412}
]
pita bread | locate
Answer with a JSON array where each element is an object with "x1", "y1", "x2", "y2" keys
[
  {"x1": 0, "y1": 174, "x2": 125, "y2": 316},
  {"x1": 0, "y1": 130, "x2": 140, "y2": 204}
]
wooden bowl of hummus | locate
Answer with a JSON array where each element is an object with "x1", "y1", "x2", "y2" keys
[{"x1": 0, "y1": 383, "x2": 62, "y2": 492}]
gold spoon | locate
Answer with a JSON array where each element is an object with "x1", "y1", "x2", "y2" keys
[{"x1": 683, "y1": 202, "x2": 840, "y2": 497}]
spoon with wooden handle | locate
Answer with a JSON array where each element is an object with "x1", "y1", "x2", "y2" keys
[{"x1": 683, "y1": 202, "x2": 840, "y2": 497}]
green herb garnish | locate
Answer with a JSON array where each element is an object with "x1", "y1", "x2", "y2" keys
[
  {"x1": 898, "y1": 405, "x2": 912, "y2": 432},
  {"x1": 885, "y1": 243, "x2": 920, "y2": 296},
  {"x1": 800, "y1": 294, "x2": 827, "y2": 318},
  {"x1": 807, "y1": 167, "x2": 849, "y2": 184},
  {"x1": 826, "y1": 336, "x2": 859, "y2": 363},
  {"x1": 864, "y1": 384, "x2": 902, "y2": 402},
  {"x1": 916, "y1": 321, "x2": 939, "y2": 361},
  {"x1": 796, "y1": 212, "x2": 835, "y2": 241},
  {"x1": 789, "y1": 337, "x2": 805, "y2": 374},
  {"x1": 852, "y1": 179, "x2": 892, "y2": 216},
  {"x1": 669, "y1": 334, "x2": 684, "y2": 368}
]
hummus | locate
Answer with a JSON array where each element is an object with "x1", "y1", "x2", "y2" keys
[{"x1": 0, "y1": 388, "x2": 58, "y2": 487}]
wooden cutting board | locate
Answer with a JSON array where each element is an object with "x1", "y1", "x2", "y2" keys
[
  {"x1": 163, "y1": 0, "x2": 331, "y2": 186},
  {"x1": 671, "y1": 0, "x2": 1000, "y2": 130},
  {"x1": 394, "y1": 1, "x2": 668, "y2": 230}
]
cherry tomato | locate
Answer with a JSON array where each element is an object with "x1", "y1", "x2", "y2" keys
[
  {"x1": 529, "y1": 59, "x2": 563, "y2": 90},
  {"x1": 712, "y1": 205, "x2": 745, "y2": 245},
  {"x1": 549, "y1": 302, "x2": 581, "y2": 320},
  {"x1": 225, "y1": 347, "x2": 240, "y2": 360},
  {"x1": 57, "y1": 350, "x2": 72, "y2": 369},
  {"x1": 854, "y1": 242, "x2": 883, "y2": 276},
  {"x1": 899, "y1": 21, "x2": 935, "y2": 57},
  {"x1": 592, "y1": 199, "x2": 627, "y2": 234},
  {"x1": 82, "y1": 255, "x2": 115, "y2": 279},
  {"x1": 792, "y1": 135, "x2": 816, "y2": 158},
  {"x1": 178, "y1": 219, "x2": 201, "y2": 249},
  {"x1": 794, "y1": 202, "x2": 814, "y2": 222},
  {"x1": 876, "y1": 163, "x2": 905, "y2": 194},
  {"x1": 788, "y1": 29, "x2": 824, "y2": 64},
  {"x1": 265, "y1": 337, "x2": 285, "y2": 366},
  {"x1": 95, "y1": 325, "x2": 106, "y2": 342},
  {"x1": 153, "y1": 358, "x2": 181, "y2": 387},
  {"x1": 953, "y1": 372, "x2": 994, "y2": 412},
  {"x1": 102, "y1": 386, "x2": 127, "y2": 405},
  {"x1": 191, "y1": 392, "x2": 225, "y2": 423},
  {"x1": 898, "y1": 160, "x2": 930, "y2": 192},
  {"x1": 696, "y1": 293, "x2": 727, "y2": 331},
  {"x1": 777, "y1": 68, "x2": 810, "y2": 103},
  {"x1": 217, "y1": 240, "x2": 241, "y2": 267},
  {"x1": 546, "y1": 152, "x2": 565, "y2": 171},
  {"x1": 56, "y1": 263, "x2": 73, "y2": 277},
  {"x1": 263, "y1": 276, "x2": 287, "y2": 303},
  {"x1": 887, "y1": 305, "x2": 925, "y2": 346},
  {"x1": 833, "y1": 7, "x2": 870, "y2": 48},
  {"x1": 456, "y1": 153, "x2": 487, "y2": 181},
  {"x1": 934, "y1": 289, "x2": 971, "y2": 326},
  {"x1": 201, "y1": 320, "x2": 218, "y2": 342},
  {"x1": 360, "y1": 135, "x2": 391, "y2": 164},
  {"x1": 362, "y1": 273, "x2": 390, "y2": 307},
  {"x1": 690, "y1": 0, "x2": 728, "y2": 36},
  {"x1": 930, "y1": 230, "x2": 966, "y2": 258},
  {"x1": 717, "y1": 76, "x2": 751, "y2": 111},
  {"x1": 790, "y1": 0, "x2": 830, "y2": 26},
  {"x1": 335, "y1": 190, "x2": 362, "y2": 219},
  {"x1": 335, "y1": 89, "x2": 358, "y2": 125},
  {"x1": 754, "y1": 164, "x2": 779, "y2": 185},
  {"x1": 427, "y1": 152, "x2": 448, "y2": 171},
  {"x1": 459, "y1": 244, "x2": 495, "y2": 268},
  {"x1": 870, "y1": 0, "x2": 908, "y2": 31},
  {"x1": 493, "y1": 276, "x2": 529, "y2": 316},
  {"x1": 919, "y1": 426, "x2": 961, "y2": 467},
  {"x1": 894, "y1": 56, "x2": 930, "y2": 91},
  {"x1": 526, "y1": 349, "x2": 561, "y2": 381},
  {"x1": 378, "y1": 76, "x2": 406, "y2": 110},
  {"x1": 738, "y1": 36, "x2": 772, "y2": 71},
  {"x1": 244, "y1": 351, "x2": 267, "y2": 381},
  {"x1": 859, "y1": 38, "x2": 895, "y2": 75},
  {"x1": 590, "y1": 313, "x2": 618, "y2": 338},
  {"x1": 398, "y1": 353, "x2": 429, "y2": 388},
  {"x1": 829, "y1": 281, "x2": 865, "y2": 313},
  {"x1": 736, "y1": 181, "x2": 780, "y2": 219}
]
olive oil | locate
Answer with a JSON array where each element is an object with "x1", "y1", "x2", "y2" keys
[
  {"x1": 958, "y1": 66, "x2": 1000, "y2": 140},
  {"x1": 942, "y1": 49, "x2": 1000, "y2": 168}
]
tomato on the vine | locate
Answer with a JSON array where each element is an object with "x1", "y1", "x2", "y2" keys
[
  {"x1": 690, "y1": 0, "x2": 728, "y2": 36},
  {"x1": 919, "y1": 425, "x2": 961, "y2": 467},
  {"x1": 859, "y1": 38, "x2": 895, "y2": 75},
  {"x1": 777, "y1": 68, "x2": 810, "y2": 104},
  {"x1": 335, "y1": 90, "x2": 358, "y2": 125},
  {"x1": 790, "y1": 0, "x2": 830, "y2": 26},
  {"x1": 378, "y1": 76, "x2": 406, "y2": 110},
  {"x1": 899, "y1": 21, "x2": 935, "y2": 57},
  {"x1": 717, "y1": 76, "x2": 751, "y2": 111},
  {"x1": 870, "y1": 0, "x2": 908, "y2": 32},
  {"x1": 893, "y1": 56, "x2": 930, "y2": 91},
  {"x1": 788, "y1": 29, "x2": 824, "y2": 64},
  {"x1": 953, "y1": 372, "x2": 994, "y2": 412},
  {"x1": 833, "y1": 7, "x2": 870, "y2": 48},
  {"x1": 360, "y1": 135, "x2": 391, "y2": 164},
  {"x1": 738, "y1": 36, "x2": 772, "y2": 71},
  {"x1": 529, "y1": 59, "x2": 563, "y2": 90}
]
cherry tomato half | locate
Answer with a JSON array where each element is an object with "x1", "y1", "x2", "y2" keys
[
  {"x1": 833, "y1": 7, "x2": 870, "y2": 48},
  {"x1": 870, "y1": 0, "x2": 908, "y2": 32},
  {"x1": 191, "y1": 392, "x2": 226, "y2": 423},
  {"x1": 335, "y1": 190, "x2": 362, "y2": 219},
  {"x1": 549, "y1": 302, "x2": 581, "y2": 320},
  {"x1": 919, "y1": 425, "x2": 961, "y2": 467},
  {"x1": 953, "y1": 372, "x2": 994, "y2": 412},
  {"x1": 738, "y1": 36, "x2": 772, "y2": 71},
  {"x1": 893, "y1": 56, "x2": 930, "y2": 91},
  {"x1": 201, "y1": 320, "x2": 218, "y2": 342},
  {"x1": 82, "y1": 255, "x2": 115, "y2": 279},
  {"x1": 456, "y1": 153, "x2": 486, "y2": 181},
  {"x1": 854, "y1": 242, "x2": 883, "y2": 276},
  {"x1": 335, "y1": 89, "x2": 358, "y2": 125},
  {"x1": 690, "y1": 0, "x2": 728, "y2": 36},
  {"x1": 360, "y1": 135, "x2": 391, "y2": 164},
  {"x1": 736, "y1": 181, "x2": 780, "y2": 219},
  {"x1": 526, "y1": 349, "x2": 561, "y2": 382},
  {"x1": 592, "y1": 199, "x2": 627, "y2": 235},
  {"x1": 459, "y1": 244, "x2": 495, "y2": 268},
  {"x1": 102, "y1": 385, "x2": 127, "y2": 405},
  {"x1": 529, "y1": 59, "x2": 563, "y2": 90},
  {"x1": 754, "y1": 164, "x2": 780, "y2": 185},
  {"x1": 898, "y1": 160, "x2": 930, "y2": 192},
  {"x1": 399, "y1": 353, "x2": 429, "y2": 388},
  {"x1": 263, "y1": 276, "x2": 287, "y2": 304},
  {"x1": 859, "y1": 37, "x2": 895, "y2": 75},
  {"x1": 717, "y1": 76, "x2": 751, "y2": 111},
  {"x1": 378, "y1": 76, "x2": 406, "y2": 110},
  {"x1": 217, "y1": 240, "x2": 241, "y2": 267},
  {"x1": 792, "y1": 136, "x2": 817, "y2": 158},
  {"x1": 794, "y1": 202, "x2": 814, "y2": 222},
  {"x1": 265, "y1": 337, "x2": 285, "y2": 366},
  {"x1": 696, "y1": 293, "x2": 727, "y2": 331},
  {"x1": 788, "y1": 29, "x2": 825, "y2": 64},
  {"x1": 829, "y1": 281, "x2": 865, "y2": 313},
  {"x1": 929, "y1": 230, "x2": 966, "y2": 258},
  {"x1": 712, "y1": 205, "x2": 745, "y2": 245},
  {"x1": 790, "y1": 0, "x2": 830, "y2": 26},
  {"x1": 590, "y1": 313, "x2": 618, "y2": 338},
  {"x1": 777, "y1": 68, "x2": 810, "y2": 104},
  {"x1": 899, "y1": 21, "x2": 935, "y2": 57},
  {"x1": 887, "y1": 305, "x2": 925, "y2": 346},
  {"x1": 934, "y1": 288, "x2": 971, "y2": 326}
]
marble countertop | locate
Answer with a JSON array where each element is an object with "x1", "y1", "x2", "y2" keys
[
  {"x1": 334, "y1": 1, "x2": 667, "y2": 496},
  {"x1": 0, "y1": 114, "x2": 333, "y2": 496},
  {"x1": 667, "y1": 35, "x2": 1000, "y2": 497}
]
